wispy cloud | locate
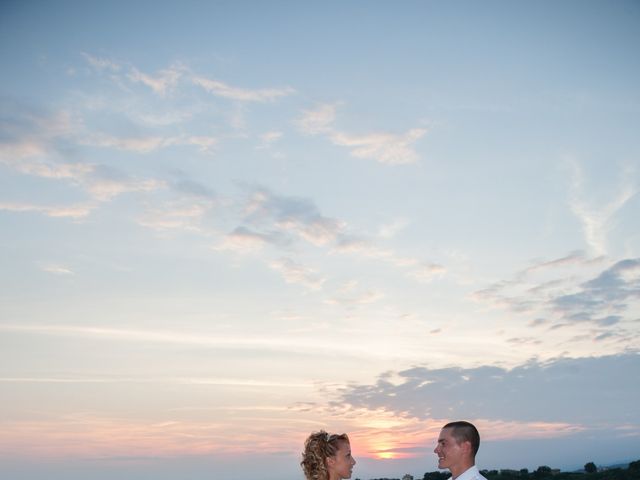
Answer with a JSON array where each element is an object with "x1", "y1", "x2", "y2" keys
[
  {"x1": 329, "y1": 129, "x2": 427, "y2": 165},
  {"x1": 270, "y1": 257, "x2": 325, "y2": 290},
  {"x1": 82, "y1": 165, "x2": 165, "y2": 201},
  {"x1": 406, "y1": 262, "x2": 447, "y2": 282},
  {"x1": 333, "y1": 236, "x2": 445, "y2": 279},
  {"x1": 0, "y1": 103, "x2": 168, "y2": 206},
  {"x1": 377, "y1": 218, "x2": 410, "y2": 239},
  {"x1": 523, "y1": 250, "x2": 598, "y2": 274},
  {"x1": 214, "y1": 226, "x2": 277, "y2": 253},
  {"x1": 552, "y1": 258, "x2": 640, "y2": 320},
  {"x1": 567, "y1": 159, "x2": 637, "y2": 255},
  {"x1": 472, "y1": 253, "x2": 640, "y2": 343},
  {"x1": 0, "y1": 324, "x2": 382, "y2": 358},
  {"x1": 136, "y1": 176, "x2": 217, "y2": 233},
  {"x1": 0, "y1": 106, "x2": 78, "y2": 167},
  {"x1": 223, "y1": 186, "x2": 445, "y2": 288},
  {"x1": 2, "y1": 158, "x2": 94, "y2": 180},
  {"x1": 296, "y1": 103, "x2": 427, "y2": 165},
  {"x1": 0, "y1": 376, "x2": 312, "y2": 388},
  {"x1": 241, "y1": 186, "x2": 345, "y2": 247},
  {"x1": 128, "y1": 65, "x2": 183, "y2": 96},
  {"x1": 81, "y1": 52, "x2": 121, "y2": 72},
  {"x1": 192, "y1": 76, "x2": 295, "y2": 102},
  {"x1": 256, "y1": 131, "x2": 283, "y2": 150},
  {"x1": 83, "y1": 54, "x2": 183, "y2": 96},
  {"x1": 297, "y1": 104, "x2": 338, "y2": 135},
  {"x1": 79, "y1": 133, "x2": 217, "y2": 154},
  {"x1": 0, "y1": 202, "x2": 94, "y2": 219},
  {"x1": 137, "y1": 202, "x2": 211, "y2": 233},
  {"x1": 82, "y1": 53, "x2": 295, "y2": 107},
  {"x1": 325, "y1": 280, "x2": 384, "y2": 307},
  {"x1": 40, "y1": 263, "x2": 75, "y2": 275}
]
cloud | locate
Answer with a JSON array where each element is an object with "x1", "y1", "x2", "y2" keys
[
  {"x1": 2, "y1": 158, "x2": 94, "y2": 180},
  {"x1": 472, "y1": 253, "x2": 640, "y2": 340},
  {"x1": 192, "y1": 76, "x2": 295, "y2": 102},
  {"x1": 336, "y1": 353, "x2": 640, "y2": 424},
  {"x1": 297, "y1": 104, "x2": 338, "y2": 135},
  {"x1": 567, "y1": 159, "x2": 637, "y2": 256},
  {"x1": 551, "y1": 258, "x2": 640, "y2": 321},
  {"x1": 3, "y1": 158, "x2": 164, "y2": 203},
  {"x1": 406, "y1": 262, "x2": 446, "y2": 282},
  {"x1": 214, "y1": 226, "x2": 276, "y2": 253},
  {"x1": 0, "y1": 376, "x2": 312, "y2": 388},
  {"x1": 241, "y1": 186, "x2": 345, "y2": 247},
  {"x1": 378, "y1": 219, "x2": 410, "y2": 239},
  {"x1": 127, "y1": 66, "x2": 183, "y2": 96},
  {"x1": 0, "y1": 104, "x2": 78, "y2": 168},
  {"x1": 80, "y1": 165, "x2": 165, "y2": 201},
  {"x1": 82, "y1": 53, "x2": 296, "y2": 105},
  {"x1": 296, "y1": 103, "x2": 426, "y2": 165},
  {"x1": 524, "y1": 250, "x2": 592, "y2": 274},
  {"x1": 137, "y1": 202, "x2": 211, "y2": 233},
  {"x1": 81, "y1": 53, "x2": 121, "y2": 72},
  {"x1": 256, "y1": 131, "x2": 284, "y2": 150},
  {"x1": 79, "y1": 133, "x2": 217, "y2": 154},
  {"x1": 227, "y1": 186, "x2": 445, "y2": 286},
  {"x1": 329, "y1": 128, "x2": 427, "y2": 165},
  {"x1": 333, "y1": 236, "x2": 445, "y2": 279},
  {"x1": 0, "y1": 103, "x2": 167, "y2": 205},
  {"x1": 172, "y1": 178, "x2": 216, "y2": 199},
  {"x1": 260, "y1": 131, "x2": 283, "y2": 144},
  {"x1": 81, "y1": 54, "x2": 294, "y2": 113},
  {"x1": 325, "y1": 280, "x2": 384, "y2": 306},
  {"x1": 83, "y1": 54, "x2": 183, "y2": 96},
  {"x1": 270, "y1": 257, "x2": 325, "y2": 290},
  {"x1": 135, "y1": 175, "x2": 218, "y2": 232},
  {"x1": 0, "y1": 202, "x2": 94, "y2": 219},
  {"x1": 40, "y1": 263, "x2": 75, "y2": 275},
  {"x1": 0, "y1": 323, "x2": 383, "y2": 359}
]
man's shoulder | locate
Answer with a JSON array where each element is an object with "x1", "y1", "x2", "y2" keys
[
  {"x1": 473, "y1": 466, "x2": 489, "y2": 480},
  {"x1": 459, "y1": 465, "x2": 487, "y2": 480}
]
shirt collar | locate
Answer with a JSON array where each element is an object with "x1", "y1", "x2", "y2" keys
[{"x1": 455, "y1": 465, "x2": 481, "y2": 480}]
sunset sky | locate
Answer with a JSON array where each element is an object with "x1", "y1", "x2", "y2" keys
[{"x1": 1, "y1": 1, "x2": 639, "y2": 479}]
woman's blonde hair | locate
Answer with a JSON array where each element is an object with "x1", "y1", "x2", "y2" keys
[{"x1": 301, "y1": 430, "x2": 350, "y2": 480}]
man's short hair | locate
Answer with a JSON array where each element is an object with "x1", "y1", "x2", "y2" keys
[{"x1": 443, "y1": 421, "x2": 480, "y2": 457}]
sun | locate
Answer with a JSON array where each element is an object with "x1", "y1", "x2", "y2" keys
[{"x1": 377, "y1": 452, "x2": 397, "y2": 460}]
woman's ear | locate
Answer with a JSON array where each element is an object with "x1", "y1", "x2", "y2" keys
[{"x1": 326, "y1": 455, "x2": 336, "y2": 467}]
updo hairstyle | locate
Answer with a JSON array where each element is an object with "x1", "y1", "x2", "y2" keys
[{"x1": 301, "y1": 430, "x2": 350, "y2": 480}]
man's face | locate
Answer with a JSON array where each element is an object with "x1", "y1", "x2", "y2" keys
[{"x1": 434, "y1": 427, "x2": 465, "y2": 471}]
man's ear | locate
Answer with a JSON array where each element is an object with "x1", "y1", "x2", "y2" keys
[{"x1": 462, "y1": 440, "x2": 472, "y2": 456}]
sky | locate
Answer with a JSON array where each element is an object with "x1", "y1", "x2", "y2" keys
[{"x1": 1, "y1": 1, "x2": 639, "y2": 479}]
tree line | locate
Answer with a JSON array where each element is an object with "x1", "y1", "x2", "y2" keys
[{"x1": 363, "y1": 459, "x2": 640, "y2": 480}]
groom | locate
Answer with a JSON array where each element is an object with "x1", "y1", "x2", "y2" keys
[{"x1": 434, "y1": 421, "x2": 487, "y2": 480}]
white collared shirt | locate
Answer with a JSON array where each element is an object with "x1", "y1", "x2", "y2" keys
[{"x1": 451, "y1": 465, "x2": 488, "y2": 480}]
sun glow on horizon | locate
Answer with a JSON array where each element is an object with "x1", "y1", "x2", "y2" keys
[{"x1": 377, "y1": 451, "x2": 397, "y2": 460}]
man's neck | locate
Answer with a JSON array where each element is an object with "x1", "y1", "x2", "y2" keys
[{"x1": 450, "y1": 461, "x2": 475, "y2": 479}]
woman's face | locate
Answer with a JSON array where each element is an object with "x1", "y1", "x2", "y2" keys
[{"x1": 327, "y1": 440, "x2": 356, "y2": 480}]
